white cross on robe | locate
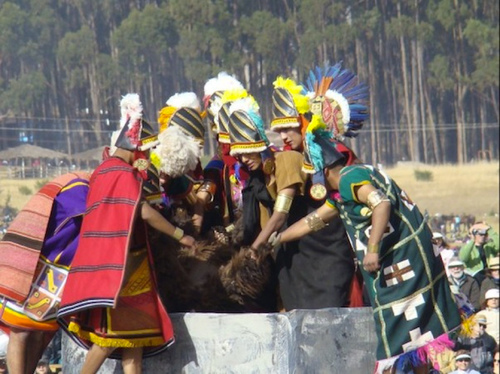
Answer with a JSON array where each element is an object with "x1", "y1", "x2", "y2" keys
[
  {"x1": 391, "y1": 293, "x2": 425, "y2": 320},
  {"x1": 402, "y1": 327, "x2": 434, "y2": 352}
]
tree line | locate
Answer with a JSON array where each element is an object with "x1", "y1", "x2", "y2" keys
[{"x1": 0, "y1": 0, "x2": 497, "y2": 165}]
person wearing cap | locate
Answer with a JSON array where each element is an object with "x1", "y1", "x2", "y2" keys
[
  {"x1": 432, "y1": 232, "x2": 458, "y2": 276},
  {"x1": 197, "y1": 74, "x2": 250, "y2": 236},
  {"x1": 270, "y1": 117, "x2": 462, "y2": 372},
  {"x1": 448, "y1": 257, "x2": 481, "y2": 311},
  {"x1": 459, "y1": 222, "x2": 499, "y2": 284},
  {"x1": 455, "y1": 313, "x2": 496, "y2": 373},
  {"x1": 266, "y1": 69, "x2": 368, "y2": 310},
  {"x1": 157, "y1": 91, "x2": 206, "y2": 234},
  {"x1": 226, "y1": 92, "x2": 320, "y2": 311},
  {"x1": 480, "y1": 288, "x2": 499, "y2": 344},
  {"x1": 480, "y1": 256, "x2": 500, "y2": 305},
  {"x1": 0, "y1": 171, "x2": 90, "y2": 374},
  {"x1": 449, "y1": 350, "x2": 480, "y2": 374},
  {"x1": 57, "y1": 94, "x2": 196, "y2": 373}
]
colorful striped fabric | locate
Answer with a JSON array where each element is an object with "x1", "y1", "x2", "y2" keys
[{"x1": 0, "y1": 172, "x2": 90, "y2": 303}]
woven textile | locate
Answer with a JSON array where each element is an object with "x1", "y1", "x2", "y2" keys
[
  {"x1": 328, "y1": 165, "x2": 461, "y2": 365},
  {"x1": 0, "y1": 175, "x2": 89, "y2": 331},
  {"x1": 0, "y1": 172, "x2": 90, "y2": 303},
  {"x1": 58, "y1": 157, "x2": 173, "y2": 356}
]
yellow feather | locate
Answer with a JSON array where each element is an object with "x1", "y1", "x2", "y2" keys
[
  {"x1": 459, "y1": 314, "x2": 476, "y2": 338},
  {"x1": 306, "y1": 114, "x2": 326, "y2": 133},
  {"x1": 158, "y1": 106, "x2": 177, "y2": 133},
  {"x1": 273, "y1": 76, "x2": 309, "y2": 114},
  {"x1": 150, "y1": 152, "x2": 161, "y2": 169},
  {"x1": 221, "y1": 89, "x2": 248, "y2": 103}
]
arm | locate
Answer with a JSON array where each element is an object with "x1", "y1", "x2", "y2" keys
[
  {"x1": 191, "y1": 196, "x2": 206, "y2": 234},
  {"x1": 251, "y1": 186, "x2": 296, "y2": 249},
  {"x1": 458, "y1": 240, "x2": 475, "y2": 262},
  {"x1": 355, "y1": 184, "x2": 391, "y2": 273},
  {"x1": 279, "y1": 202, "x2": 339, "y2": 244},
  {"x1": 468, "y1": 277, "x2": 481, "y2": 311},
  {"x1": 141, "y1": 202, "x2": 196, "y2": 248},
  {"x1": 193, "y1": 179, "x2": 218, "y2": 233}
]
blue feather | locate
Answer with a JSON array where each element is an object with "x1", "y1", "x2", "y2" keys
[{"x1": 248, "y1": 110, "x2": 269, "y2": 145}]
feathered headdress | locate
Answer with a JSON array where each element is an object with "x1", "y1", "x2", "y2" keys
[
  {"x1": 227, "y1": 95, "x2": 269, "y2": 156},
  {"x1": 114, "y1": 93, "x2": 159, "y2": 151},
  {"x1": 303, "y1": 62, "x2": 369, "y2": 139},
  {"x1": 302, "y1": 113, "x2": 346, "y2": 200},
  {"x1": 158, "y1": 92, "x2": 205, "y2": 145},
  {"x1": 203, "y1": 72, "x2": 245, "y2": 135},
  {"x1": 270, "y1": 76, "x2": 310, "y2": 132}
]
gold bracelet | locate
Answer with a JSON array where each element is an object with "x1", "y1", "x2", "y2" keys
[
  {"x1": 367, "y1": 243, "x2": 379, "y2": 253},
  {"x1": 366, "y1": 190, "x2": 389, "y2": 210},
  {"x1": 274, "y1": 193, "x2": 293, "y2": 213},
  {"x1": 305, "y1": 212, "x2": 327, "y2": 232},
  {"x1": 172, "y1": 227, "x2": 184, "y2": 241}
]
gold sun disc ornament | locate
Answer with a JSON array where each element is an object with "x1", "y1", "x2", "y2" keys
[{"x1": 310, "y1": 183, "x2": 327, "y2": 200}]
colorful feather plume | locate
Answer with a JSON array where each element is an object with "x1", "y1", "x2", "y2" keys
[{"x1": 303, "y1": 62, "x2": 369, "y2": 139}]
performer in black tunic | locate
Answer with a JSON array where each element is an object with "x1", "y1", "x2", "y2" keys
[{"x1": 268, "y1": 69, "x2": 368, "y2": 310}]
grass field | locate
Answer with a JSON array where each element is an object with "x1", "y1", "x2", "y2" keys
[{"x1": 1, "y1": 162, "x2": 498, "y2": 232}]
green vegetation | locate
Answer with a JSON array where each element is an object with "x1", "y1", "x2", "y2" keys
[
  {"x1": 414, "y1": 170, "x2": 433, "y2": 182},
  {"x1": 18, "y1": 185, "x2": 32, "y2": 195},
  {"x1": 0, "y1": 0, "x2": 497, "y2": 166}
]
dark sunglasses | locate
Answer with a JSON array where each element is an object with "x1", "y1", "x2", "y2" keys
[
  {"x1": 479, "y1": 324, "x2": 487, "y2": 328},
  {"x1": 457, "y1": 358, "x2": 471, "y2": 362},
  {"x1": 0, "y1": 359, "x2": 6, "y2": 365}
]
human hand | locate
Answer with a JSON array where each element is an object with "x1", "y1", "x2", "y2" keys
[
  {"x1": 268, "y1": 232, "x2": 281, "y2": 248},
  {"x1": 214, "y1": 228, "x2": 230, "y2": 245},
  {"x1": 363, "y1": 252, "x2": 380, "y2": 273},
  {"x1": 179, "y1": 235, "x2": 196, "y2": 248}
]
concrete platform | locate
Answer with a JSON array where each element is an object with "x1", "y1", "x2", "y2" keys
[{"x1": 62, "y1": 307, "x2": 377, "y2": 373}]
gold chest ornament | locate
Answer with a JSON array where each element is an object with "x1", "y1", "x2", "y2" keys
[
  {"x1": 133, "y1": 158, "x2": 149, "y2": 171},
  {"x1": 310, "y1": 183, "x2": 327, "y2": 200}
]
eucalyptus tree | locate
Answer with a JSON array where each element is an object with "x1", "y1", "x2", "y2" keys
[{"x1": 112, "y1": 4, "x2": 179, "y2": 119}]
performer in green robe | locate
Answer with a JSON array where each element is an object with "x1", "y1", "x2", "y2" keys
[{"x1": 270, "y1": 120, "x2": 462, "y2": 373}]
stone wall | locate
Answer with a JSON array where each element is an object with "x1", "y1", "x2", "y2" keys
[{"x1": 62, "y1": 307, "x2": 377, "y2": 373}]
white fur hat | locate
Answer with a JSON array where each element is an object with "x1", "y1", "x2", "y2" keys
[{"x1": 154, "y1": 126, "x2": 200, "y2": 178}]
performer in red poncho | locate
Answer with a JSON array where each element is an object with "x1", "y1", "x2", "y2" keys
[{"x1": 58, "y1": 93, "x2": 196, "y2": 374}]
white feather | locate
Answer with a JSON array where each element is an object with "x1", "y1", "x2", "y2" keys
[
  {"x1": 119, "y1": 93, "x2": 143, "y2": 128},
  {"x1": 155, "y1": 126, "x2": 200, "y2": 177},
  {"x1": 203, "y1": 72, "x2": 243, "y2": 97},
  {"x1": 166, "y1": 92, "x2": 200, "y2": 111},
  {"x1": 228, "y1": 97, "x2": 259, "y2": 115},
  {"x1": 325, "y1": 90, "x2": 350, "y2": 124}
]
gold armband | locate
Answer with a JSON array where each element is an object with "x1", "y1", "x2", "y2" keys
[
  {"x1": 274, "y1": 193, "x2": 293, "y2": 214},
  {"x1": 198, "y1": 181, "x2": 217, "y2": 204},
  {"x1": 367, "y1": 243, "x2": 379, "y2": 253},
  {"x1": 172, "y1": 227, "x2": 184, "y2": 241},
  {"x1": 366, "y1": 190, "x2": 390, "y2": 210},
  {"x1": 305, "y1": 212, "x2": 327, "y2": 232}
]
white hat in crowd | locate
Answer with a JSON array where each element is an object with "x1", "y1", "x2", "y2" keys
[
  {"x1": 487, "y1": 256, "x2": 499, "y2": 270},
  {"x1": 432, "y1": 232, "x2": 444, "y2": 240},
  {"x1": 485, "y1": 288, "x2": 499, "y2": 300},
  {"x1": 455, "y1": 352, "x2": 472, "y2": 361},
  {"x1": 448, "y1": 258, "x2": 465, "y2": 268}
]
